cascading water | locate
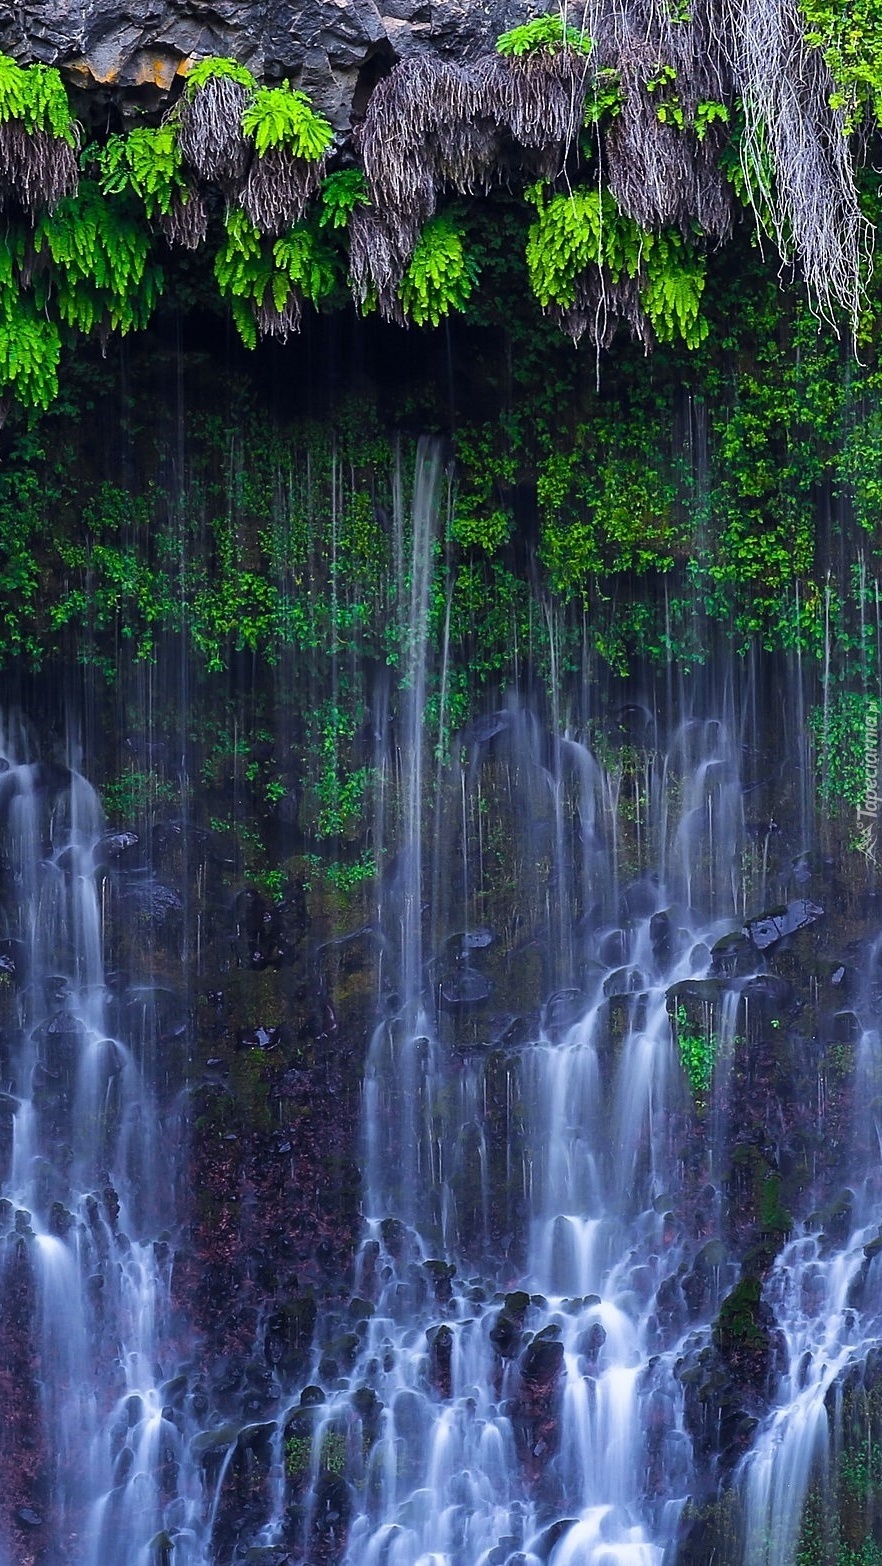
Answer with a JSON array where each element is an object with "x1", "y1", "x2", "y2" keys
[
  {"x1": 0, "y1": 717, "x2": 202, "y2": 1565},
  {"x1": 2, "y1": 437, "x2": 881, "y2": 1566},
  {"x1": 336, "y1": 688, "x2": 755, "y2": 1566}
]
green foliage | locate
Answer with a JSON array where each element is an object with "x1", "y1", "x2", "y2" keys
[
  {"x1": 496, "y1": 13, "x2": 593, "y2": 56},
  {"x1": 399, "y1": 215, "x2": 479, "y2": 326},
  {"x1": 525, "y1": 183, "x2": 639, "y2": 307},
  {"x1": 33, "y1": 180, "x2": 162, "y2": 337},
  {"x1": 675, "y1": 1004, "x2": 716, "y2": 1103},
  {"x1": 214, "y1": 209, "x2": 338, "y2": 345},
  {"x1": 319, "y1": 169, "x2": 370, "y2": 229},
  {"x1": 0, "y1": 54, "x2": 78, "y2": 142},
  {"x1": 273, "y1": 225, "x2": 338, "y2": 305},
  {"x1": 583, "y1": 69, "x2": 624, "y2": 126},
  {"x1": 0, "y1": 287, "x2": 60, "y2": 410},
  {"x1": 97, "y1": 125, "x2": 185, "y2": 218},
  {"x1": 801, "y1": 0, "x2": 882, "y2": 129},
  {"x1": 809, "y1": 691, "x2": 879, "y2": 809},
  {"x1": 646, "y1": 64, "x2": 685, "y2": 129},
  {"x1": 184, "y1": 56, "x2": 256, "y2": 95},
  {"x1": 241, "y1": 84, "x2": 334, "y2": 160},
  {"x1": 641, "y1": 231, "x2": 708, "y2": 347},
  {"x1": 285, "y1": 1433, "x2": 313, "y2": 1478}
]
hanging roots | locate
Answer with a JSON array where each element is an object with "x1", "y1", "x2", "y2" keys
[
  {"x1": 0, "y1": 123, "x2": 78, "y2": 214},
  {"x1": 356, "y1": 57, "x2": 474, "y2": 217},
  {"x1": 160, "y1": 186, "x2": 209, "y2": 250},
  {"x1": 256, "y1": 288, "x2": 303, "y2": 341},
  {"x1": 177, "y1": 74, "x2": 251, "y2": 185},
  {"x1": 241, "y1": 144, "x2": 326, "y2": 236},
  {"x1": 723, "y1": 0, "x2": 872, "y2": 330},
  {"x1": 348, "y1": 202, "x2": 414, "y2": 324},
  {"x1": 476, "y1": 48, "x2": 592, "y2": 157},
  {"x1": 552, "y1": 268, "x2": 652, "y2": 350}
]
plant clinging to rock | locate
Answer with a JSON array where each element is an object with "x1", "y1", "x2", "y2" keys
[
  {"x1": 214, "y1": 207, "x2": 338, "y2": 346},
  {"x1": 0, "y1": 55, "x2": 79, "y2": 215},
  {"x1": 177, "y1": 57, "x2": 255, "y2": 186},
  {"x1": 240, "y1": 84, "x2": 334, "y2": 235}
]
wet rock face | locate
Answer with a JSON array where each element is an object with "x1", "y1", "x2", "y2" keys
[{"x1": 3, "y1": 0, "x2": 533, "y2": 128}]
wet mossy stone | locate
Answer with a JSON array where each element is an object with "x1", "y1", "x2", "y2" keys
[
  {"x1": 742, "y1": 899, "x2": 824, "y2": 951},
  {"x1": 490, "y1": 1311, "x2": 522, "y2": 1359},
  {"x1": 710, "y1": 931, "x2": 756, "y2": 977},
  {"x1": 713, "y1": 1276, "x2": 784, "y2": 1397},
  {"x1": 191, "y1": 1421, "x2": 239, "y2": 1456}
]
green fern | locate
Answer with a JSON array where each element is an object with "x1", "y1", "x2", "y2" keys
[
  {"x1": 0, "y1": 280, "x2": 60, "y2": 409},
  {"x1": 525, "y1": 183, "x2": 639, "y2": 306},
  {"x1": 0, "y1": 55, "x2": 78, "y2": 143},
  {"x1": 398, "y1": 215, "x2": 479, "y2": 326},
  {"x1": 496, "y1": 13, "x2": 593, "y2": 55},
  {"x1": 272, "y1": 226, "x2": 338, "y2": 305},
  {"x1": 319, "y1": 169, "x2": 369, "y2": 229},
  {"x1": 32, "y1": 181, "x2": 162, "y2": 336},
  {"x1": 241, "y1": 84, "x2": 334, "y2": 161},
  {"x1": 214, "y1": 209, "x2": 271, "y2": 332},
  {"x1": 640, "y1": 230, "x2": 708, "y2": 347},
  {"x1": 214, "y1": 209, "x2": 337, "y2": 344},
  {"x1": 98, "y1": 125, "x2": 185, "y2": 217},
  {"x1": 185, "y1": 56, "x2": 256, "y2": 96}
]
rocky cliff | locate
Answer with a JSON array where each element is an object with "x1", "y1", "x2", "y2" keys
[{"x1": 1, "y1": 0, "x2": 532, "y2": 127}]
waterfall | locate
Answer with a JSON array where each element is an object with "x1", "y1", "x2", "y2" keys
[
  {"x1": 0, "y1": 718, "x2": 201, "y2": 1564},
  {"x1": 1, "y1": 438, "x2": 880, "y2": 1566}
]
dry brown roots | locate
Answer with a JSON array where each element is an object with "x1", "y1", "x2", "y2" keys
[
  {"x1": 177, "y1": 75, "x2": 251, "y2": 186},
  {"x1": 160, "y1": 187, "x2": 209, "y2": 250},
  {"x1": 241, "y1": 145, "x2": 326, "y2": 237},
  {"x1": 256, "y1": 287, "x2": 303, "y2": 340},
  {"x1": 0, "y1": 123, "x2": 78, "y2": 215}
]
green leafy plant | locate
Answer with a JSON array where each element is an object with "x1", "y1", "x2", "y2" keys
[
  {"x1": 184, "y1": 57, "x2": 256, "y2": 96},
  {"x1": 319, "y1": 169, "x2": 370, "y2": 229},
  {"x1": 646, "y1": 63, "x2": 685, "y2": 129},
  {"x1": 32, "y1": 180, "x2": 162, "y2": 338},
  {"x1": 241, "y1": 84, "x2": 333, "y2": 161},
  {"x1": 398, "y1": 215, "x2": 479, "y2": 326},
  {"x1": 675, "y1": 1003, "x2": 716, "y2": 1103},
  {"x1": 97, "y1": 125, "x2": 185, "y2": 218},
  {"x1": 801, "y1": 0, "x2": 882, "y2": 129},
  {"x1": 496, "y1": 13, "x2": 593, "y2": 56},
  {"x1": 0, "y1": 55, "x2": 78, "y2": 142},
  {"x1": 641, "y1": 230, "x2": 708, "y2": 347},
  {"x1": 214, "y1": 208, "x2": 337, "y2": 346},
  {"x1": 583, "y1": 68, "x2": 624, "y2": 126}
]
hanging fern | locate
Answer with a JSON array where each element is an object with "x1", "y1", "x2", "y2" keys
[
  {"x1": 525, "y1": 182, "x2": 641, "y2": 306},
  {"x1": 241, "y1": 85, "x2": 334, "y2": 161},
  {"x1": 0, "y1": 55, "x2": 79, "y2": 214},
  {"x1": 214, "y1": 208, "x2": 337, "y2": 346},
  {"x1": 97, "y1": 125, "x2": 186, "y2": 218},
  {"x1": 640, "y1": 230, "x2": 708, "y2": 347},
  {"x1": 185, "y1": 57, "x2": 256, "y2": 96},
  {"x1": 319, "y1": 169, "x2": 370, "y2": 229},
  {"x1": 0, "y1": 56, "x2": 77, "y2": 142},
  {"x1": 0, "y1": 246, "x2": 60, "y2": 412},
  {"x1": 178, "y1": 57, "x2": 255, "y2": 185},
  {"x1": 398, "y1": 214, "x2": 478, "y2": 326},
  {"x1": 31, "y1": 180, "x2": 162, "y2": 338}
]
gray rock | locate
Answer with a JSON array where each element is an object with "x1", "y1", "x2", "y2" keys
[{"x1": 3, "y1": 0, "x2": 535, "y2": 130}]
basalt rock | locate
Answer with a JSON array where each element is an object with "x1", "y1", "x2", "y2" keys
[{"x1": 3, "y1": 0, "x2": 535, "y2": 131}]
